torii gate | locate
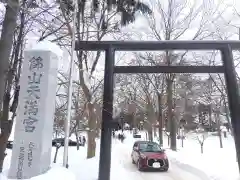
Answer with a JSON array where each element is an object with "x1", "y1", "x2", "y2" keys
[{"x1": 75, "y1": 40, "x2": 240, "y2": 180}]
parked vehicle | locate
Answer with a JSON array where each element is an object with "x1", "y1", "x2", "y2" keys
[
  {"x1": 52, "y1": 138, "x2": 78, "y2": 147},
  {"x1": 133, "y1": 128, "x2": 141, "y2": 138},
  {"x1": 131, "y1": 140, "x2": 169, "y2": 171},
  {"x1": 6, "y1": 141, "x2": 13, "y2": 149},
  {"x1": 7, "y1": 138, "x2": 80, "y2": 149},
  {"x1": 6, "y1": 138, "x2": 79, "y2": 150},
  {"x1": 133, "y1": 134, "x2": 141, "y2": 138}
]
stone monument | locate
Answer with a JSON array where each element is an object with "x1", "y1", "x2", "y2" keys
[{"x1": 8, "y1": 41, "x2": 61, "y2": 179}]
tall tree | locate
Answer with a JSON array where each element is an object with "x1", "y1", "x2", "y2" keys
[
  {"x1": 0, "y1": 0, "x2": 53, "y2": 171},
  {"x1": 39, "y1": 0, "x2": 151, "y2": 158},
  {"x1": 0, "y1": 0, "x2": 19, "y2": 113},
  {"x1": 143, "y1": 0, "x2": 218, "y2": 151}
]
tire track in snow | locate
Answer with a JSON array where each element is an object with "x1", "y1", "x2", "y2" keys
[{"x1": 170, "y1": 158, "x2": 216, "y2": 180}]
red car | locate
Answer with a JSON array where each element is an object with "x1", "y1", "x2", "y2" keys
[{"x1": 131, "y1": 141, "x2": 169, "y2": 171}]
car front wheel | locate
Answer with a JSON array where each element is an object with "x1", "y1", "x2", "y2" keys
[{"x1": 162, "y1": 167, "x2": 168, "y2": 172}]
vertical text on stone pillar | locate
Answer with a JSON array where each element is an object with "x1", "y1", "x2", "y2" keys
[
  {"x1": 17, "y1": 146, "x2": 25, "y2": 179},
  {"x1": 28, "y1": 142, "x2": 35, "y2": 168},
  {"x1": 23, "y1": 56, "x2": 44, "y2": 133}
]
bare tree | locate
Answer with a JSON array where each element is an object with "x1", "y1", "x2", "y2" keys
[
  {"x1": 35, "y1": 0, "x2": 151, "y2": 158},
  {"x1": 0, "y1": 0, "x2": 28, "y2": 171},
  {"x1": 136, "y1": 54, "x2": 166, "y2": 145},
  {"x1": 0, "y1": 0, "x2": 20, "y2": 112},
  {"x1": 194, "y1": 126, "x2": 208, "y2": 154},
  {"x1": 133, "y1": 0, "x2": 218, "y2": 151},
  {"x1": 214, "y1": 106, "x2": 223, "y2": 148},
  {"x1": 0, "y1": 0, "x2": 65, "y2": 171},
  {"x1": 140, "y1": 75, "x2": 155, "y2": 141}
]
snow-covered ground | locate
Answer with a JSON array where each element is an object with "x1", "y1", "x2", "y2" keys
[
  {"x1": 1, "y1": 130, "x2": 240, "y2": 180},
  {"x1": 1, "y1": 151, "x2": 76, "y2": 180},
  {"x1": 123, "y1": 130, "x2": 240, "y2": 180},
  {"x1": 168, "y1": 133, "x2": 239, "y2": 180},
  {"x1": 0, "y1": 165, "x2": 76, "y2": 180}
]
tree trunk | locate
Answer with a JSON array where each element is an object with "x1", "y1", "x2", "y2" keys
[
  {"x1": 181, "y1": 137, "x2": 184, "y2": 147},
  {"x1": 96, "y1": 116, "x2": 101, "y2": 138},
  {"x1": 87, "y1": 103, "x2": 96, "y2": 159},
  {"x1": 223, "y1": 97, "x2": 233, "y2": 134},
  {"x1": 148, "y1": 128, "x2": 153, "y2": 142},
  {"x1": 0, "y1": 93, "x2": 12, "y2": 172},
  {"x1": 0, "y1": 132, "x2": 10, "y2": 172},
  {"x1": 216, "y1": 111, "x2": 223, "y2": 148},
  {"x1": 0, "y1": 2, "x2": 24, "y2": 170},
  {"x1": 157, "y1": 93, "x2": 163, "y2": 146},
  {"x1": 200, "y1": 144, "x2": 204, "y2": 154},
  {"x1": 146, "y1": 101, "x2": 154, "y2": 142},
  {"x1": 53, "y1": 146, "x2": 61, "y2": 163},
  {"x1": 75, "y1": 129, "x2": 80, "y2": 150},
  {"x1": 0, "y1": 0, "x2": 19, "y2": 111},
  {"x1": 132, "y1": 113, "x2": 137, "y2": 129},
  {"x1": 208, "y1": 104, "x2": 212, "y2": 130},
  {"x1": 167, "y1": 79, "x2": 176, "y2": 151},
  {"x1": 153, "y1": 127, "x2": 157, "y2": 137},
  {"x1": 76, "y1": 51, "x2": 97, "y2": 158},
  {"x1": 87, "y1": 130, "x2": 96, "y2": 158},
  {"x1": 94, "y1": 104, "x2": 102, "y2": 138}
]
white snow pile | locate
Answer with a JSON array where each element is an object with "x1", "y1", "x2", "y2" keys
[
  {"x1": 167, "y1": 134, "x2": 239, "y2": 180},
  {"x1": 27, "y1": 40, "x2": 63, "y2": 57},
  {"x1": 68, "y1": 138, "x2": 129, "y2": 180},
  {"x1": 0, "y1": 165, "x2": 76, "y2": 180}
]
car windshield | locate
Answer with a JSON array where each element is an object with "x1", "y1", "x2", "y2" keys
[{"x1": 139, "y1": 142, "x2": 162, "y2": 152}]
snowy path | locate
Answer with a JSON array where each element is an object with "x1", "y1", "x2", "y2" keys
[
  {"x1": 114, "y1": 139, "x2": 211, "y2": 180},
  {"x1": 64, "y1": 137, "x2": 212, "y2": 180}
]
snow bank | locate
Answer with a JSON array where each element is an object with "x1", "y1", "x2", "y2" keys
[
  {"x1": 0, "y1": 165, "x2": 76, "y2": 180},
  {"x1": 48, "y1": 137, "x2": 129, "y2": 180},
  {"x1": 66, "y1": 139, "x2": 129, "y2": 180},
  {"x1": 166, "y1": 135, "x2": 239, "y2": 180}
]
